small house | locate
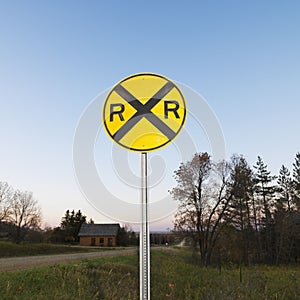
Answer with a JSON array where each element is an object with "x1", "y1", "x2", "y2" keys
[{"x1": 78, "y1": 223, "x2": 120, "y2": 247}]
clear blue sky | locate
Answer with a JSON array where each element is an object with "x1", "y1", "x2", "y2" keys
[{"x1": 0, "y1": 1, "x2": 299, "y2": 230}]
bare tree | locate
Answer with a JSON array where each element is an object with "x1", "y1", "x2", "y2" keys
[
  {"x1": 0, "y1": 182, "x2": 13, "y2": 222},
  {"x1": 171, "y1": 153, "x2": 232, "y2": 266},
  {"x1": 11, "y1": 190, "x2": 41, "y2": 242}
]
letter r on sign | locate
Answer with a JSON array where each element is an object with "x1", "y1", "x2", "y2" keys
[
  {"x1": 164, "y1": 101, "x2": 180, "y2": 119},
  {"x1": 110, "y1": 103, "x2": 125, "y2": 121}
]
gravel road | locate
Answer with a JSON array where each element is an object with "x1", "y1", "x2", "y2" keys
[{"x1": 0, "y1": 248, "x2": 137, "y2": 272}]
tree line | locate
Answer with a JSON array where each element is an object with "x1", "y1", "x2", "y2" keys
[
  {"x1": 0, "y1": 186, "x2": 138, "y2": 246},
  {"x1": 0, "y1": 183, "x2": 41, "y2": 243},
  {"x1": 0, "y1": 182, "x2": 94, "y2": 244},
  {"x1": 171, "y1": 152, "x2": 300, "y2": 266}
]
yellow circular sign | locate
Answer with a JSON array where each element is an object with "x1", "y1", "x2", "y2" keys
[{"x1": 103, "y1": 73, "x2": 187, "y2": 152}]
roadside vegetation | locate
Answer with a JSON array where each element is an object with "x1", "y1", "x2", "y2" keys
[
  {"x1": 171, "y1": 152, "x2": 300, "y2": 266},
  {"x1": 0, "y1": 241, "x2": 109, "y2": 258},
  {"x1": 1, "y1": 249, "x2": 300, "y2": 299}
]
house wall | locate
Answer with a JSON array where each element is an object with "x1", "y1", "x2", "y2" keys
[{"x1": 79, "y1": 235, "x2": 117, "y2": 247}]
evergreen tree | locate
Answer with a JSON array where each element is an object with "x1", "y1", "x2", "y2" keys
[
  {"x1": 277, "y1": 165, "x2": 293, "y2": 211},
  {"x1": 60, "y1": 209, "x2": 87, "y2": 242},
  {"x1": 293, "y1": 152, "x2": 300, "y2": 209},
  {"x1": 253, "y1": 156, "x2": 276, "y2": 224},
  {"x1": 253, "y1": 156, "x2": 276, "y2": 262},
  {"x1": 227, "y1": 155, "x2": 254, "y2": 264},
  {"x1": 274, "y1": 165, "x2": 294, "y2": 263}
]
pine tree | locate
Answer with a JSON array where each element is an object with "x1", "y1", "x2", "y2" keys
[
  {"x1": 274, "y1": 165, "x2": 294, "y2": 263},
  {"x1": 277, "y1": 165, "x2": 293, "y2": 211},
  {"x1": 228, "y1": 155, "x2": 254, "y2": 264},
  {"x1": 253, "y1": 156, "x2": 276, "y2": 262},
  {"x1": 253, "y1": 156, "x2": 276, "y2": 224},
  {"x1": 293, "y1": 152, "x2": 300, "y2": 209},
  {"x1": 60, "y1": 209, "x2": 87, "y2": 242}
]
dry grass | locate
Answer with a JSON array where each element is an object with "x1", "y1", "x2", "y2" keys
[{"x1": 0, "y1": 248, "x2": 300, "y2": 299}]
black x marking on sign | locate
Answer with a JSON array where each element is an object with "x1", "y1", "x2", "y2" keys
[{"x1": 111, "y1": 81, "x2": 179, "y2": 142}]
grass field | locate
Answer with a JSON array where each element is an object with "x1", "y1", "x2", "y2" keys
[
  {"x1": 0, "y1": 248, "x2": 300, "y2": 299},
  {"x1": 0, "y1": 241, "x2": 114, "y2": 258}
]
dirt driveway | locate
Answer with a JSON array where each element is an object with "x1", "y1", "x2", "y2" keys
[{"x1": 0, "y1": 248, "x2": 137, "y2": 272}]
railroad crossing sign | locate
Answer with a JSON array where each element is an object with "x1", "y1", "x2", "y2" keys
[
  {"x1": 102, "y1": 73, "x2": 187, "y2": 300},
  {"x1": 103, "y1": 73, "x2": 187, "y2": 152}
]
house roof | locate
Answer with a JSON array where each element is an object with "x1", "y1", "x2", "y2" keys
[{"x1": 78, "y1": 223, "x2": 120, "y2": 237}]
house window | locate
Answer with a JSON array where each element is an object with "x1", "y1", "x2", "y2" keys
[
  {"x1": 108, "y1": 238, "x2": 113, "y2": 247},
  {"x1": 91, "y1": 238, "x2": 96, "y2": 246},
  {"x1": 99, "y1": 238, "x2": 104, "y2": 246}
]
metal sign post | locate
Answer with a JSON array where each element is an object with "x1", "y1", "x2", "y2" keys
[{"x1": 140, "y1": 152, "x2": 150, "y2": 300}]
